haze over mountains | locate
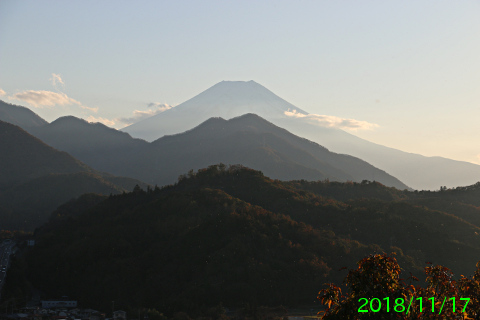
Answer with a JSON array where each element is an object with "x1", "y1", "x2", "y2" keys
[
  {"x1": 0, "y1": 120, "x2": 92, "y2": 188},
  {"x1": 3, "y1": 78, "x2": 480, "y2": 191},
  {"x1": 130, "y1": 114, "x2": 408, "y2": 189},
  {"x1": 29, "y1": 116, "x2": 148, "y2": 175},
  {"x1": 0, "y1": 99, "x2": 407, "y2": 189},
  {"x1": 123, "y1": 81, "x2": 480, "y2": 190},
  {"x1": 123, "y1": 80, "x2": 309, "y2": 141},
  {"x1": 0, "y1": 101, "x2": 48, "y2": 129},
  {"x1": 0, "y1": 120, "x2": 147, "y2": 230}
]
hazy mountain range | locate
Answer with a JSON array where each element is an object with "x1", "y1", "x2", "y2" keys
[
  {"x1": 123, "y1": 80, "x2": 310, "y2": 141},
  {"x1": 2, "y1": 79, "x2": 480, "y2": 191},
  {"x1": 0, "y1": 99, "x2": 407, "y2": 190},
  {"x1": 123, "y1": 81, "x2": 480, "y2": 190},
  {"x1": 129, "y1": 113, "x2": 408, "y2": 188},
  {"x1": 0, "y1": 120, "x2": 148, "y2": 230}
]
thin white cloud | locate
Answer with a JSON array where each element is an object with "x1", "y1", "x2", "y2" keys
[
  {"x1": 10, "y1": 90, "x2": 81, "y2": 108},
  {"x1": 86, "y1": 115, "x2": 115, "y2": 127},
  {"x1": 81, "y1": 105, "x2": 99, "y2": 113},
  {"x1": 50, "y1": 73, "x2": 65, "y2": 89},
  {"x1": 147, "y1": 102, "x2": 171, "y2": 109},
  {"x1": 0, "y1": 88, "x2": 5, "y2": 96},
  {"x1": 284, "y1": 109, "x2": 379, "y2": 131},
  {"x1": 10, "y1": 74, "x2": 99, "y2": 113},
  {"x1": 117, "y1": 102, "x2": 173, "y2": 125}
]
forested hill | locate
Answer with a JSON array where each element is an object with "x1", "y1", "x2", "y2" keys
[
  {"x1": 288, "y1": 179, "x2": 480, "y2": 231},
  {"x1": 15, "y1": 165, "x2": 480, "y2": 315},
  {"x1": 25, "y1": 176, "x2": 371, "y2": 314},
  {"x1": 0, "y1": 120, "x2": 149, "y2": 230}
]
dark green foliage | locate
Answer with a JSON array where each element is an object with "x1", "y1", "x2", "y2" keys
[
  {"x1": 9, "y1": 165, "x2": 480, "y2": 315},
  {"x1": 0, "y1": 256, "x2": 31, "y2": 311},
  {"x1": 287, "y1": 179, "x2": 407, "y2": 203},
  {"x1": 22, "y1": 166, "x2": 372, "y2": 314},
  {"x1": 171, "y1": 165, "x2": 480, "y2": 277}
]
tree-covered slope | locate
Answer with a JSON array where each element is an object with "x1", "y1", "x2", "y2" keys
[
  {"x1": 16, "y1": 165, "x2": 480, "y2": 315},
  {"x1": 26, "y1": 183, "x2": 370, "y2": 313},
  {"x1": 0, "y1": 172, "x2": 131, "y2": 231}
]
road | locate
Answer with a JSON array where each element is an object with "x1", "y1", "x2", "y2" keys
[{"x1": 0, "y1": 239, "x2": 15, "y2": 298}]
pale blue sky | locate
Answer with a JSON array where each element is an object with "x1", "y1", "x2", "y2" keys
[{"x1": 1, "y1": 1, "x2": 479, "y2": 163}]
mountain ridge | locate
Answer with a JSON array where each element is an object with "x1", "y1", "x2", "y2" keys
[
  {"x1": 0, "y1": 99, "x2": 48, "y2": 129},
  {"x1": 135, "y1": 113, "x2": 409, "y2": 189},
  {"x1": 0, "y1": 120, "x2": 149, "y2": 230},
  {"x1": 122, "y1": 80, "x2": 308, "y2": 142},
  {"x1": 121, "y1": 81, "x2": 480, "y2": 190},
  {"x1": 1, "y1": 103, "x2": 408, "y2": 189}
]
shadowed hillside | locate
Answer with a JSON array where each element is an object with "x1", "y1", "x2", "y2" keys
[
  {"x1": 0, "y1": 120, "x2": 92, "y2": 188},
  {"x1": 0, "y1": 100, "x2": 48, "y2": 129},
  {"x1": 0, "y1": 120, "x2": 148, "y2": 230},
  {"x1": 123, "y1": 114, "x2": 409, "y2": 189},
  {"x1": 10, "y1": 165, "x2": 480, "y2": 315}
]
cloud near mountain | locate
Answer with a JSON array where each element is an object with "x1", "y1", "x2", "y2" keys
[
  {"x1": 284, "y1": 109, "x2": 379, "y2": 131},
  {"x1": 8, "y1": 74, "x2": 99, "y2": 115},
  {"x1": 10, "y1": 90, "x2": 81, "y2": 108},
  {"x1": 117, "y1": 102, "x2": 173, "y2": 125},
  {"x1": 0, "y1": 89, "x2": 5, "y2": 96},
  {"x1": 86, "y1": 115, "x2": 115, "y2": 126}
]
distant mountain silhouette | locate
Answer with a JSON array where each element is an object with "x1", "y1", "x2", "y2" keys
[
  {"x1": 29, "y1": 116, "x2": 148, "y2": 175},
  {"x1": 121, "y1": 81, "x2": 480, "y2": 190},
  {"x1": 0, "y1": 99, "x2": 48, "y2": 129},
  {"x1": 123, "y1": 80, "x2": 308, "y2": 142},
  {"x1": 0, "y1": 120, "x2": 92, "y2": 188},
  {"x1": 1, "y1": 103, "x2": 407, "y2": 189},
  {"x1": 271, "y1": 117, "x2": 480, "y2": 191},
  {"x1": 0, "y1": 120, "x2": 148, "y2": 230},
  {"x1": 126, "y1": 114, "x2": 408, "y2": 189},
  {"x1": 5, "y1": 81, "x2": 480, "y2": 190}
]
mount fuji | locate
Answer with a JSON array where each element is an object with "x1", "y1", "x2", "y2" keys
[
  {"x1": 122, "y1": 81, "x2": 480, "y2": 190},
  {"x1": 123, "y1": 80, "x2": 307, "y2": 141}
]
